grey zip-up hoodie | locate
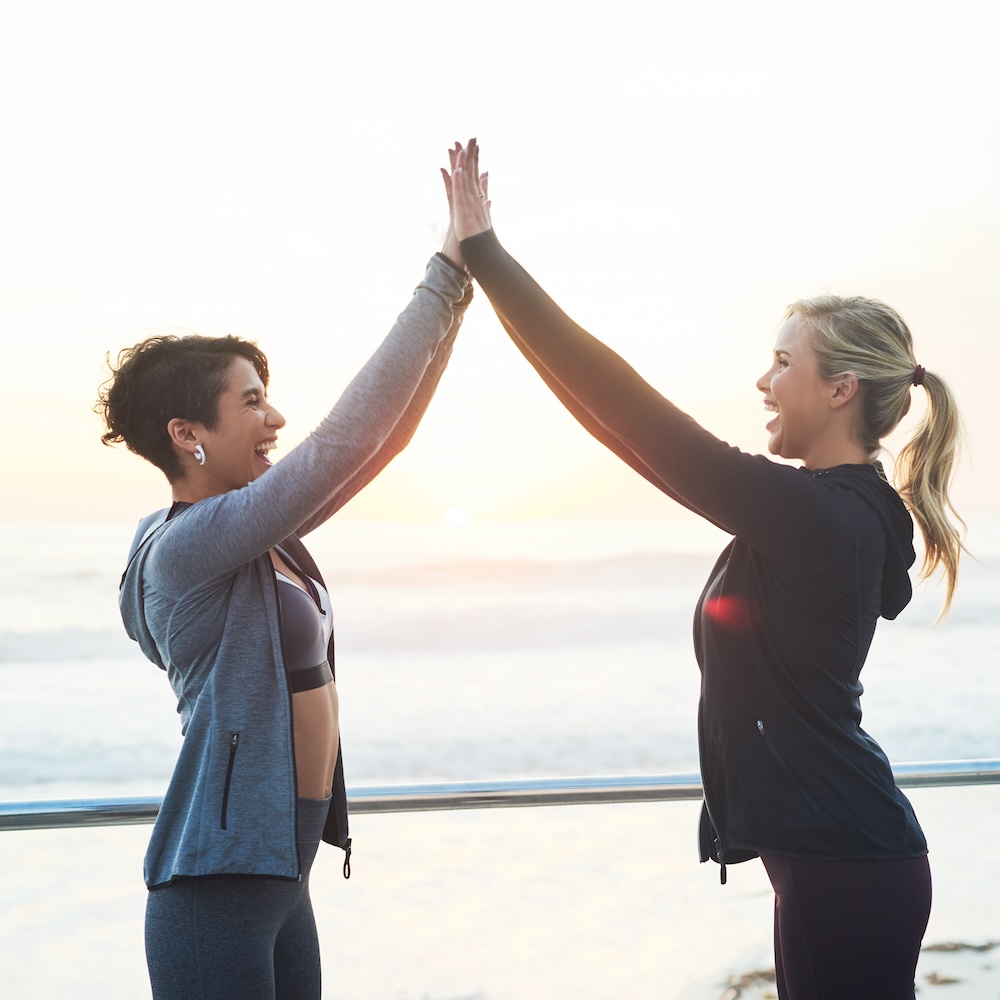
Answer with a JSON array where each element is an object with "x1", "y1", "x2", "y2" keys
[{"x1": 120, "y1": 255, "x2": 471, "y2": 889}]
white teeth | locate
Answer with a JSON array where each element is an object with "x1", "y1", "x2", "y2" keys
[
  {"x1": 255, "y1": 442, "x2": 276, "y2": 454},
  {"x1": 764, "y1": 403, "x2": 778, "y2": 413}
]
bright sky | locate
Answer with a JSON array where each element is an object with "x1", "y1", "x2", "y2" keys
[{"x1": 2, "y1": 1, "x2": 998, "y2": 549}]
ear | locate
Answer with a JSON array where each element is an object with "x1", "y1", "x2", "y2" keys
[
  {"x1": 166, "y1": 418, "x2": 201, "y2": 457},
  {"x1": 829, "y1": 373, "x2": 860, "y2": 409}
]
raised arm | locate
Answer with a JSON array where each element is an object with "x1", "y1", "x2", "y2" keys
[
  {"x1": 294, "y1": 158, "x2": 474, "y2": 534},
  {"x1": 148, "y1": 253, "x2": 471, "y2": 589},
  {"x1": 443, "y1": 141, "x2": 705, "y2": 513},
  {"x1": 448, "y1": 141, "x2": 843, "y2": 564},
  {"x1": 295, "y1": 267, "x2": 473, "y2": 536}
]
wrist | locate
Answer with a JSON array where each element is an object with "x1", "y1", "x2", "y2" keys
[{"x1": 435, "y1": 251, "x2": 467, "y2": 276}]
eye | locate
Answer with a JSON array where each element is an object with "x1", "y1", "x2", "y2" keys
[{"x1": 777, "y1": 358, "x2": 789, "y2": 370}]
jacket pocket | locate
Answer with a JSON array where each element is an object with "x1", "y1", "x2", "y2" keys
[
  {"x1": 756, "y1": 720, "x2": 823, "y2": 815},
  {"x1": 221, "y1": 732, "x2": 240, "y2": 830}
]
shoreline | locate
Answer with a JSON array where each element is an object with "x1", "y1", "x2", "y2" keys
[{"x1": 725, "y1": 940, "x2": 1000, "y2": 999}]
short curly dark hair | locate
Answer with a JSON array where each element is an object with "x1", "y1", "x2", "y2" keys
[{"x1": 96, "y1": 333, "x2": 270, "y2": 483}]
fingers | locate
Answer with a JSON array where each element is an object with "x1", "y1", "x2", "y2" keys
[
  {"x1": 447, "y1": 138, "x2": 491, "y2": 241},
  {"x1": 468, "y1": 142, "x2": 479, "y2": 193},
  {"x1": 453, "y1": 144, "x2": 477, "y2": 191},
  {"x1": 440, "y1": 166, "x2": 453, "y2": 212},
  {"x1": 453, "y1": 146, "x2": 471, "y2": 193}
]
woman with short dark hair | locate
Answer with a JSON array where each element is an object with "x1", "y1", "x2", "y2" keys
[{"x1": 97, "y1": 193, "x2": 472, "y2": 1000}]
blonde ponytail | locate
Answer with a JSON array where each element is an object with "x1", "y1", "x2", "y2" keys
[{"x1": 894, "y1": 369, "x2": 966, "y2": 614}]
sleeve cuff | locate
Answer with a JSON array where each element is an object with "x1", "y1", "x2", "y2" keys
[{"x1": 435, "y1": 251, "x2": 468, "y2": 276}]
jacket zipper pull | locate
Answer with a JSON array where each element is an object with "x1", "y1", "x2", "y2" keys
[
  {"x1": 220, "y1": 732, "x2": 240, "y2": 830},
  {"x1": 720, "y1": 862, "x2": 727, "y2": 885},
  {"x1": 342, "y1": 837, "x2": 352, "y2": 880}
]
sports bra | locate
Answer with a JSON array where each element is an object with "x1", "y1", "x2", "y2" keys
[{"x1": 275, "y1": 559, "x2": 334, "y2": 693}]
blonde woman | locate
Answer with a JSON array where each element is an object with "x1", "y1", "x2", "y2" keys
[{"x1": 446, "y1": 140, "x2": 963, "y2": 1000}]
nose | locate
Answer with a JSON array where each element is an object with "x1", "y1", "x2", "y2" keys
[
  {"x1": 756, "y1": 367, "x2": 770, "y2": 394},
  {"x1": 266, "y1": 403, "x2": 286, "y2": 429}
]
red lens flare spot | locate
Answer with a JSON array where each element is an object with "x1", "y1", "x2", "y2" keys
[{"x1": 703, "y1": 596, "x2": 751, "y2": 630}]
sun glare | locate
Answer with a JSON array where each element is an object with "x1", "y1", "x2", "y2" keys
[{"x1": 444, "y1": 507, "x2": 473, "y2": 527}]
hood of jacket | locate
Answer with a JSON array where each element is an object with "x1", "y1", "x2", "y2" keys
[
  {"x1": 120, "y1": 508, "x2": 173, "y2": 670},
  {"x1": 819, "y1": 463, "x2": 915, "y2": 620}
]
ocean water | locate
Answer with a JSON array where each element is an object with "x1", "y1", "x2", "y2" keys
[{"x1": 2, "y1": 516, "x2": 999, "y2": 998}]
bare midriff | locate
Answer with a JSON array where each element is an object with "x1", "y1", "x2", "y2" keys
[
  {"x1": 270, "y1": 548, "x2": 340, "y2": 800},
  {"x1": 291, "y1": 684, "x2": 340, "y2": 799}
]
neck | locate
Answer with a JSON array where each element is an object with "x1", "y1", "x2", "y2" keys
[
  {"x1": 801, "y1": 440, "x2": 869, "y2": 471},
  {"x1": 171, "y1": 476, "x2": 222, "y2": 505}
]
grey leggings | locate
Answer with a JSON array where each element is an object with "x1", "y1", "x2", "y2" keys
[{"x1": 145, "y1": 796, "x2": 330, "y2": 1000}]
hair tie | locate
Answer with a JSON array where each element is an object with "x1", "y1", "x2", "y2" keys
[{"x1": 912, "y1": 364, "x2": 926, "y2": 387}]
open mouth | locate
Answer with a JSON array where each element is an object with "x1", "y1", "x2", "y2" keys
[
  {"x1": 763, "y1": 401, "x2": 779, "y2": 431},
  {"x1": 255, "y1": 441, "x2": 276, "y2": 467}
]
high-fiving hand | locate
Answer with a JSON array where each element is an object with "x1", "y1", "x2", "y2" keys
[{"x1": 442, "y1": 138, "x2": 491, "y2": 250}]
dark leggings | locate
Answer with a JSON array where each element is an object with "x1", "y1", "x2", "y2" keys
[
  {"x1": 145, "y1": 796, "x2": 330, "y2": 1000},
  {"x1": 760, "y1": 853, "x2": 932, "y2": 1000}
]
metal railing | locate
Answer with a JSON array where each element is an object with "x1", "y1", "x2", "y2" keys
[{"x1": 2, "y1": 759, "x2": 998, "y2": 833}]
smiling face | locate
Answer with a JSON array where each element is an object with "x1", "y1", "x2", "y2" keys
[
  {"x1": 756, "y1": 314, "x2": 838, "y2": 466},
  {"x1": 189, "y1": 356, "x2": 285, "y2": 494}
]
